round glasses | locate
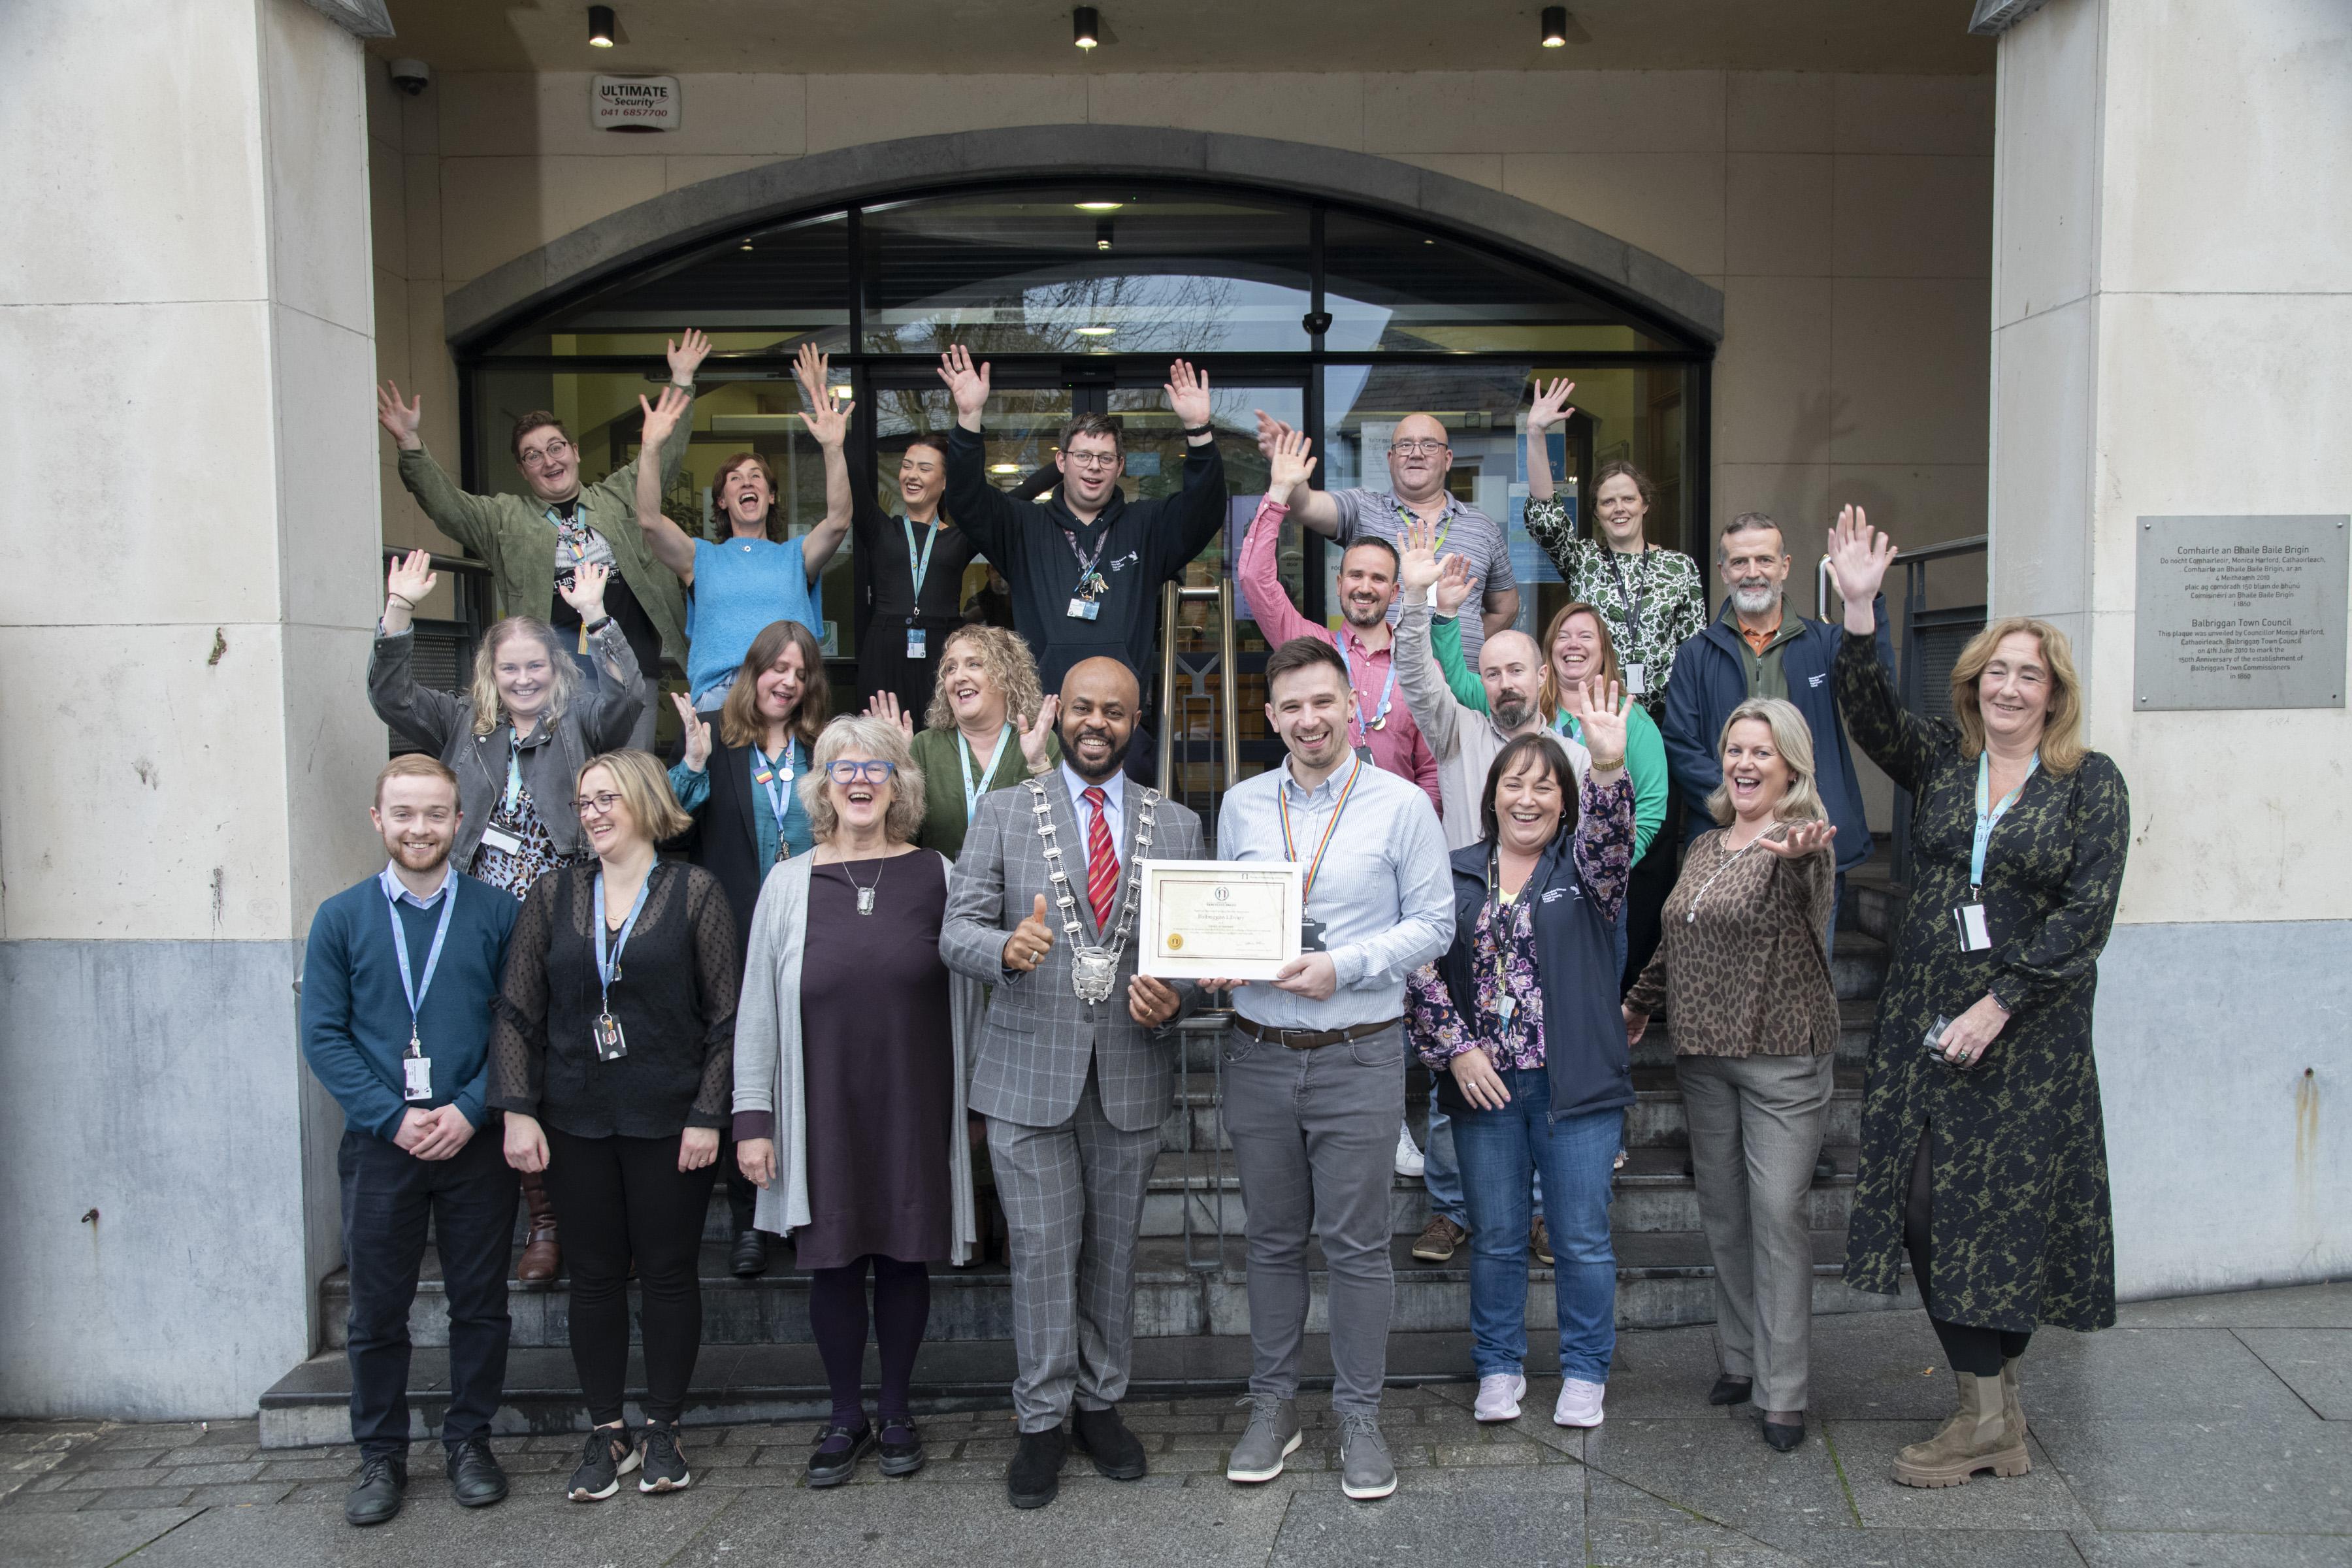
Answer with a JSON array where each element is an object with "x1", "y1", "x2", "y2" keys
[{"x1": 825, "y1": 759, "x2": 899, "y2": 785}]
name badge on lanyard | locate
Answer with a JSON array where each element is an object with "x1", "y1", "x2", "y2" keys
[
  {"x1": 903, "y1": 516, "x2": 939, "y2": 656},
  {"x1": 1064, "y1": 526, "x2": 1109, "y2": 620},
  {"x1": 384, "y1": 871, "x2": 459, "y2": 1102},
  {"x1": 592, "y1": 871, "x2": 651, "y2": 1061},
  {"x1": 1279, "y1": 755, "x2": 1365, "y2": 954},
  {"x1": 1955, "y1": 750, "x2": 2036, "y2": 954}
]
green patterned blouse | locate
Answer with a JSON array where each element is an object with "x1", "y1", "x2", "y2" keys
[{"x1": 1523, "y1": 495, "x2": 1710, "y2": 713}]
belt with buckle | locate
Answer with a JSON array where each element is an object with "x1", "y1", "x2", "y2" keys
[{"x1": 1229, "y1": 1016, "x2": 1401, "y2": 1051}]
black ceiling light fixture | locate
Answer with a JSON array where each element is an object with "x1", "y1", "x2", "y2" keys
[
  {"x1": 1540, "y1": 7, "x2": 1569, "y2": 48},
  {"x1": 1073, "y1": 7, "x2": 1101, "y2": 50},
  {"x1": 587, "y1": 5, "x2": 617, "y2": 47},
  {"x1": 1096, "y1": 218, "x2": 1115, "y2": 252}
]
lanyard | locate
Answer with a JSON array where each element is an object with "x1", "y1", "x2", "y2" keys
[
  {"x1": 1276, "y1": 755, "x2": 1365, "y2": 909},
  {"x1": 1062, "y1": 527, "x2": 1112, "y2": 600},
  {"x1": 902, "y1": 515, "x2": 941, "y2": 605},
  {"x1": 503, "y1": 747, "x2": 524, "y2": 813},
  {"x1": 1394, "y1": 493, "x2": 1451, "y2": 555},
  {"x1": 593, "y1": 870, "x2": 653, "y2": 1010},
  {"x1": 1482, "y1": 851, "x2": 1524, "y2": 997},
  {"x1": 384, "y1": 873, "x2": 458, "y2": 1053},
  {"x1": 958, "y1": 723, "x2": 1013, "y2": 824},
  {"x1": 751, "y1": 740, "x2": 798, "y2": 833},
  {"x1": 1331, "y1": 635, "x2": 1397, "y2": 737},
  {"x1": 1970, "y1": 750, "x2": 2037, "y2": 892},
  {"x1": 1603, "y1": 544, "x2": 1653, "y2": 644}
]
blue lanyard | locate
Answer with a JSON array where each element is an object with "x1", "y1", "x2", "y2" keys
[
  {"x1": 902, "y1": 515, "x2": 941, "y2": 604},
  {"x1": 1331, "y1": 635, "x2": 1397, "y2": 737},
  {"x1": 1970, "y1": 751, "x2": 2037, "y2": 892},
  {"x1": 593, "y1": 870, "x2": 652, "y2": 1010},
  {"x1": 503, "y1": 747, "x2": 524, "y2": 813},
  {"x1": 382, "y1": 870, "x2": 458, "y2": 1051},
  {"x1": 751, "y1": 740, "x2": 798, "y2": 832},
  {"x1": 958, "y1": 723, "x2": 1013, "y2": 824}
]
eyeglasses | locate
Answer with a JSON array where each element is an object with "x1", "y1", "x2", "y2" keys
[
  {"x1": 825, "y1": 759, "x2": 899, "y2": 785},
  {"x1": 1388, "y1": 438, "x2": 1450, "y2": 457},
  {"x1": 1064, "y1": 451, "x2": 1121, "y2": 472},
  {"x1": 518, "y1": 439, "x2": 574, "y2": 469},
  {"x1": 573, "y1": 791, "x2": 624, "y2": 817}
]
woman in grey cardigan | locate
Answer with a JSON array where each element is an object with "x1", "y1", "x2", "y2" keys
[{"x1": 734, "y1": 714, "x2": 981, "y2": 1490}]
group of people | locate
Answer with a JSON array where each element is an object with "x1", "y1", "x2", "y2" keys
[{"x1": 300, "y1": 337, "x2": 2131, "y2": 1527}]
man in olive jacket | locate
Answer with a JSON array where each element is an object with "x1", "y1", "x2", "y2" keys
[{"x1": 374, "y1": 330, "x2": 710, "y2": 749}]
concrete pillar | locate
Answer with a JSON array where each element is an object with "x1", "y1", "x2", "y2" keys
[
  {"x1": 0, "y1": 0, "x2": 385, "y2": 1415},
  {"x1": 1987, "y1": 0, "x2": 2350, "y2": 1295}
]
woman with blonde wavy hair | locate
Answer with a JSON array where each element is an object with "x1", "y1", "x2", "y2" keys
[
  {"x1": 864, "y1": 623, "x2": 1059, "y2": 860},
  {"x1": 1623, "y1": 694, "x2": 1842, "y2": 1454}
]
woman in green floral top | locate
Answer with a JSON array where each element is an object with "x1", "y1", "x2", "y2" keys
[{"x1": 1522, "y1": 379, "x2": 1710, "y2": 717}]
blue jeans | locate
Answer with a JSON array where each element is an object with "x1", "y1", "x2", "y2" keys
[{"x1": 1450, "y1": 1069, "x2": 1623, "y2": 1384}]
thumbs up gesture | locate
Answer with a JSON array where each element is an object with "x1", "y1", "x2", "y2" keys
[{"x1": 1003, "y1": 893, "x2": 1058, "y2": 973}]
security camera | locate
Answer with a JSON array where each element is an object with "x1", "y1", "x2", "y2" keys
[{"x1": 388, "y1": 59, "x2": 431, "y2": 97}]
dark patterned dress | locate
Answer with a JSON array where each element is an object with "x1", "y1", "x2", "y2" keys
[
  {"x1": 466, "y1": 762, "x2": 571, "y2": 898},
  {"x1": 1835, "y1": 632, "x2": 2131, "y2": 1333},
  {"x1": 1522, "y1": 497, "x2": 1710, "y2": 715}
]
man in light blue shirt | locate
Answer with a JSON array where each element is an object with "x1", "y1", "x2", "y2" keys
[{"x1": 1210, "y1": 637, "x2": 1453, "y2": 1503}]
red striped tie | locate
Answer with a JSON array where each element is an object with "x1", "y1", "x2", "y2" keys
[{"x1": 1082, "y1": 785, "x2": 1119, "y2": 930}]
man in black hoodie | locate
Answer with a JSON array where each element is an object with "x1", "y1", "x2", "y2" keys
[{"x1": 938, "y1": 347, "x2": 1230, "y2": 779}]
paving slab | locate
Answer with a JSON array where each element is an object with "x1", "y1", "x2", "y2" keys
[
  {"x1": 2016, "y1": 1326, "x2": 2321, "y2": 1424},
  {"x1": 118, "y1": 1489, "x2": 734, "y2": 1564},
  {"x1": 2033, "y1": 1414, "x2": 2352, "y2": 1535},
  {"x1": 1271, "y1": 1466, "x2": 1585, "y2": 1567},
  {"x1": 0, "y1": 1507, "x2": 197, "y2": 1566},
  {"x1": 1751, "y1": 1527, "x2": 2097, "y2": 1568},
  {"x1": 2112, "y1": 1283, "x2": 2352, "y2": 1330},
  {"x1": 2234, "y1": 1328, "x2": 2352, "y2": 1420},
  {"x1": 2072, "y1": 1530, "x2": 2352, "y2": 1567},
  {"x1": 1582, "y1": 1416, "x2": 1856, "y2": 1539},
  {"x1": 1582, "y1": 1475, "x2": 1810, "y2": 1567},
  {"x1": 1822, "y1": 1422, "x2": 2095, "y2": 1533}
]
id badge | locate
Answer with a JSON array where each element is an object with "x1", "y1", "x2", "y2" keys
[
  {"x1": 1354, "y1": 744, "x2": 1375, "y2": 766},
  {"x1": 591, "y1": 1012, "x2": 629, "y2": 1062},
  {"x1": 1495, "y1": 995, "x2": 1517, "y2": 1028},
  {"x1": 1300, "y1": 917, "x2": 1327, "y2": 953},
  {"x1": 1953, "y1": 904, "x2": 1991, "y2": 953},
  {"x1": 906, "y1": 626, "x2": 928, "y2": 659},
  {"x1": 402, "y1": 1054, "x2": 433, "y2": 1102},
  {"x1": 1068, "y1": 597, "x2": 1101, "y2": 621},
  {"x1": 1623, "y1": 662, "x2": 1648, "y2": 697},
  {"x1": 479, "y1": 826, "x2": 523, "y2": 856}
]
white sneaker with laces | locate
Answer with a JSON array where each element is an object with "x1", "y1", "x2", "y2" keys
[
  {"x1": 1473, "y1": 1373, "x2": 1526, "y2": 1422},
  {"x1": 1392, "y1": 1123, "x2": 1426, "y2": 1179},
  {"x1": 1554, "y1": 1377, "x2": 1607, "y2": 1428}
]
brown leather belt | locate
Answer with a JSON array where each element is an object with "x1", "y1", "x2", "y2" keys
[{"x1": 1229, "y1": 1016, "x2": 1402, "y2": 1052}]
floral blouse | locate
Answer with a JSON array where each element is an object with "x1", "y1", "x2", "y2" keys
[
  {"x1": 1522, "y1": 495, "x2": 1710, "y2": 713},
  {"x1": 1406, "y1": 771, "x2": 1637, "y2": 1072}
]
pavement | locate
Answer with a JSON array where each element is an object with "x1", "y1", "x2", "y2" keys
[{"x1": 3, "y1": 1282, "x2": 2345, "y2": 1567}]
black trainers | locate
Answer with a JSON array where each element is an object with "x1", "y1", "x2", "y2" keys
[
  {"x1": 344, "y1": 1454, "x2": 406, "y2": 1527},
  {"x1": 567, "y1": 1424, "x2": 639, "y2": 1503},
  {"x1": 806, "y1": 1420, "x2": 873, "y2": 1488},
  {"x1": 638, "y1": 1418, "x2": 693, "y2": 1493},
  {"x1": 877, "y1": 1416, "x2": 925, "y2": 1478},
  {"x1": 445, "y1": 1437, "x2": 508, "y2": 1508}
]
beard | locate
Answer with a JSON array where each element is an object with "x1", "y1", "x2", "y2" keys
[
  {"x1": 1733, "y1": 583, "x2": 1778, "y2": 615},
  {"x1": 1493, "y1": 694, "x2": 1533, "y2": 728},
  {"x1": 1059, "y1": 722, "x2": 1132, "y2": 781}
]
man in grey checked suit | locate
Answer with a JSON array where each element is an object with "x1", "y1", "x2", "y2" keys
[{"x1": 942, "y1": 657, "x2": 1206, "y2": 1511}]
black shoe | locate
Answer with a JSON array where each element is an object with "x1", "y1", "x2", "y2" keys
[
  {"x1": 344, "y1": 1454, "x2": 406, "y2": 1527},
  {"x1": 445, "y1": 1437, "x2": 508, "y2": 1508},
  {"x1": 1762, "y1": 1416, "x2": 1806, "y2": 1452},
  {"x1": 1070, "y1": 1404, "x2": 1147, "y2": 1480},
  {"x1": 1708, "y1": 1375, "x2": 1754, "y2": 1407},
  {"x1": 806, "y1": 1420, "x2": 873, "y2": 1488},
  {"x1": 877, "y1": 1416, "x2": 925, "y2": 1478},
  {"x1": 638, "y1": 1418, "x2": 693, "y2": 1492},
  {"x1": 567, "y1": 1424, "x2": 638, "y2": 1503},
  {"x1": 730, "y1": 1229, "x2": 768, "y2": 1277},
  {"x1": 1005, "y1": 1426, "x2": 1067, "y2": 1509}
]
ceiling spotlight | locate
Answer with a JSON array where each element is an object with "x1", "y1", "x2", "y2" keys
[
  {"x1": 988, "y1": 463, "x2": 1022, "y2": 475},
  {"x1": 1096, "y1": 218, "x2": 1114, "y2": 252},
  {"x1": 587, "y1": 5, "x2": 617, "y2": 47},
  {"x1": 738, "y1": 242, "x2": 754, "y2": 252},
  {"x1": 1540, "y1": 7, "x2": 1589, "y2": 46},
  {"x1": 1075, "y1": 325, "x2": 1116, "y2": 337},
  {"x1": 1073, "y1": 6, "x2": 1100, "y2": 49},
  {"x1": 1075, "y1": 201, "x2": 1123, "y2": 212}
]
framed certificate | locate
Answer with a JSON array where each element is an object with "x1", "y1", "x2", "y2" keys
[{"x1": 1137, "y1": 859, "x2": 1301, "y2": 981}]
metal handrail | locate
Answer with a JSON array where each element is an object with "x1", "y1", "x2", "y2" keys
[
  {"x1": 1155, "y1": 580, "x2": 1241, "y2": 794},
  {"x1": 380, "y1": 546, "x2": 492, "y2": 580}
]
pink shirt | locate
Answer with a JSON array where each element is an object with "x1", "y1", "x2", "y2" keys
[{"x1": 1237, "y1": 496, "x2": 1443, "y2": 819}]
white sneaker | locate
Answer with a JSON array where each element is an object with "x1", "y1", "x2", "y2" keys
[
  {"x1": 1393, "y1": 1123, "x2": 1426, "y2": 1178},
  {"x1": 1473, "y1": 1373, "x2": 1526, "y2": 1422},
  {"x1": 1554, "y1": 1377, "x2": 1607, "y2": 1428}
]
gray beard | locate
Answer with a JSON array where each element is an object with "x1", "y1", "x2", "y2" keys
[
  {"x1": 1733, "y1": 584, "x2": 1778, "y2": 615},
  {"x1": 1494, "y1": 696, "x2": 1533, "y2": 729}
]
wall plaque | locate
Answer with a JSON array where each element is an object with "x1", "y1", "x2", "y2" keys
[
  {"x1": 591, "y1": 76, "x2": 681, "y2": 133},
  {"x1": 2134, "y1": 515, "x2": 2348, "y2": 710}
]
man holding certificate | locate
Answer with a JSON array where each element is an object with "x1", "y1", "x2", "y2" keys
[
  {"x1": 1206, "y1": 637, "x2": 1454, "y2": 1501},
  {"x1": 939, "y1": 657, "x2": 1207, "y2": 1512}
]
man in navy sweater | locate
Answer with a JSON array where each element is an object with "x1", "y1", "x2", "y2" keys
[{"x1": 301, "y1": 755, "x2": 521, "y2": 1527}]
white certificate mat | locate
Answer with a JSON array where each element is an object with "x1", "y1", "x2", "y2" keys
[{"x1": 1137, "y1": 859, "x2": 1301, "y2": 981}]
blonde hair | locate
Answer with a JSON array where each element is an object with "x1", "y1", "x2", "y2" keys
[
  {"x1": 1705, "y1": 698, "x2": 1827, "y2": 827},
  {"x1": 798, "y1": 715, "x2": 926, "y2": 845},
  {"x1": 1536, "y1": 602, "x2": 1623, "y2": 719},
  {"x1": 718, "y1": 620, "x2": 829, "y2": 753},
  {"x1": 574, "y1": 749, "x2": 693, "y2": 843},
  {"x1": 1950, "y1": 617, "x2": 2087, "y2": 776},
  {"x1": 468, "y1": 617, "x2": 582, "y2": 738},
  {"x1": 923, "y1": 624, "x2": 1046, "y2": 733}
]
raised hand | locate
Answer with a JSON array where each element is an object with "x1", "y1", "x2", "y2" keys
[
  {"x1": 1019, "y1": 695, "x2": 1060, "y2": 774},
  {"x1": 666, "y1": 327, "x2": 711, "y2": 384},
  {"x1": 791, "y1": 339, "x2": 830, "y2": 406},
  {"x1": 1252, "y1": 408, "x2": 1298, "y2": 463},
  {"x1": 1433, "y1": 552, "x2": 1473, "y2": 618},
  {"x1": 376, "y1": 380, "x2": 423, "y2": 451},
  {"x1": 1002, "y1": 893, "x2": 1056, "y2": 973},
  {"x1": 1398, "y1": 517, "x2": 1445, "y2": 597},
  {"x1": 866, "y1": 689, "x2": 915, "y2": 738},
  {"x1": 670, "y1": 693, "x2": 713, "y2": 773},
  {"x1": 1563, "y1": 676, "x2": 1628, "y2": 770},
  {"x1": 1166, "y1": 359, "x2": 1214, "y2": 433},
  {"x1": 1267, "y1": 427, "x2": 1316, "y2": 499},
  {"x1": 386, "y1": 548, "x2": 436, "y2": 610},
  {"x1": 938, "y1": 345, "x2": 992, "y2": 427},
  {"x1": 1827, "y1": 504, "x2": 1897, "y2": 610},
  {"x1": 1527, "y1": 377, "x2": 1577, "y2": 433},
  {"x1": 638, "y1": 384, "x2": 690, "y2": 451},
  {"x1": 1756, "y1": 819, "x2": 1837, "y2": 860},
  {"x1": 559, "y1": 560, "x2": 610, "y2": 621},
  {"x1": 800, "y1": 391, "x2": 851, "y2": 450}
]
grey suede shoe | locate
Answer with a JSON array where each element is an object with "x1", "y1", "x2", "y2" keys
[
  {"x1": 1338, "y1": 1412, "x2": 1396, "y2": 1500},
  {"x1": 1224, "y1": 1395, "x2": 1301, "y2": 1483}
]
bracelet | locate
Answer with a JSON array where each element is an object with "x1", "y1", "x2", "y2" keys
[
  {"x1": 386, "y1": 594, "x2": 416, "y2": 611},
  {"x1": 581, "y1": 615, "x2": 612, "y2": 634},
  {"x1": 1183, "y1": 422, "x2": 1213, "y2": 438}
]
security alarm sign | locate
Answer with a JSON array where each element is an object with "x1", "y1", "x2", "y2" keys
[{"x1": 592, "y1": 75, "x2": 681, "y2": 132}]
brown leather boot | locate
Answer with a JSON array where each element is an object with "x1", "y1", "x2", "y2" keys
[
  {"x1": 515, "y1": 1169, "x2": 560, "y2": 1283},
  {"x1": 1892, "y1": 1371, "x2": 2028, "y2": 1488},
  {"x1": 2001, "y1": 1356, "x2": 2027, "y2": 1437}
]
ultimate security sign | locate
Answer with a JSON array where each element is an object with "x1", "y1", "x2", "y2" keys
[{"x1": 592, "y1": 76, "x2": 681, "y2": 132}]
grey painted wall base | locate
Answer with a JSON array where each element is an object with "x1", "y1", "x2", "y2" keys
[
  {"x1": 2095, "y1": 921, "x2": 2350, "y2": 1300},
  {"x1": 0, "y1": 938, "x2": 323, "y2": 1420}
]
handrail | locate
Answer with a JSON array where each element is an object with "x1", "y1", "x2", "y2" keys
[
  {"x1": 380, "y1": 546, "x2": 492, "y2": 580},
  {"x1": 1156, "y1": 581, "x2": 1241, "y2": 794},
  {"x1": 1817, "y1": 534, "x2": 1989, "y2": 621}
]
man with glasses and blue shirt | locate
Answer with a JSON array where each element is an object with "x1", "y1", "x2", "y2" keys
[{"x1": 300, "y1": 756, "x2": 522, "y2": 1528}]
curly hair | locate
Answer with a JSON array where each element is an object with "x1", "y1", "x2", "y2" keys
[
  {"x1": 468, "y1": 617, "x2": 583, "y2": 738},
  {"x1": 924, "y1": 624, "x2": 1047, "y2": 734},
  {"x1": 796, "y1": 715, "x2": 926, "y2": 845}
]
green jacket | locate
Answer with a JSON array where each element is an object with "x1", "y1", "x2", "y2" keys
[
  {"x1": 394, "y1": 388, "x2": 696, "y2": 669},
  {"x1": 909, "y1": 723, "x2": 1059, "y2": 862}
]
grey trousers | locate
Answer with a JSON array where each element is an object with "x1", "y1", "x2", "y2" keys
[
  {"x1": 1222, "y1": 1022, "x2": 1405, "y2": 1416},
  {"x1": 985, "y1": 1070, "x2": 1160, "y2": 1433},
  {"x1": 1676, "y1": 1051, "x2": 1837, "y2": 1411}
]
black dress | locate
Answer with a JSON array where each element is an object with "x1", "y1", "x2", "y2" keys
[
  {"x1": 1835, "y1": 632, "x2": 2131, "y2": 1333},
  {"x1": 792, "y1": 853, "x2": 955, "y2": 1269},
  {"x1": 852, "y1": 487, "x2": 982, "y2": 715}
]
